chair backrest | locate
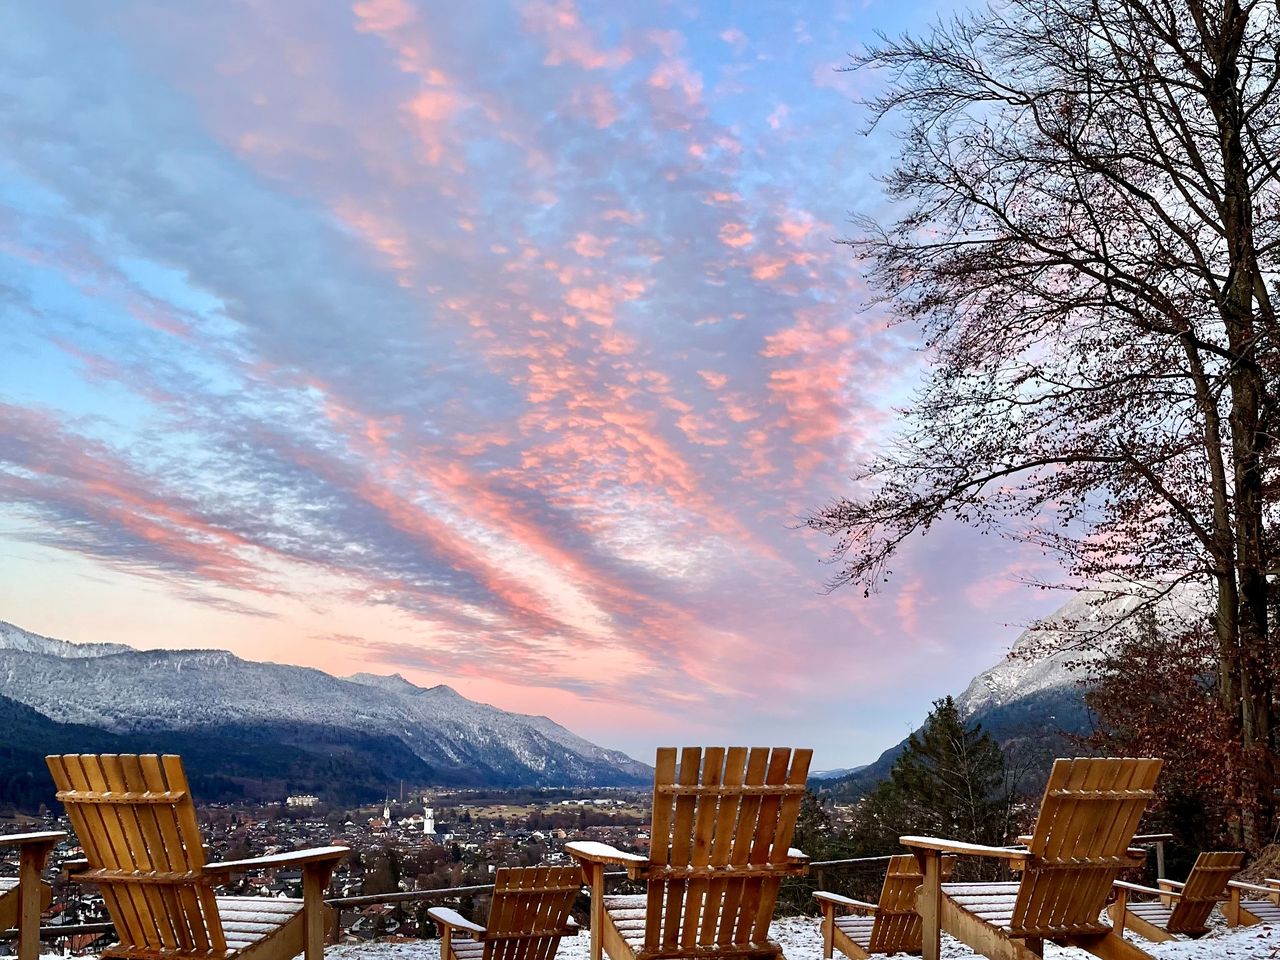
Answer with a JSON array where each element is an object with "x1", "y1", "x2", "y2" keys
[
  {"x1": 480, "y1": 865, "x2": 580, "y2": 960},
  {"x1": 1010, "y1": 757, "x2": 1162, "y2": 937},
  {"x1": 640, "y1": 746, "x2": 811, "y2": 958},
  {"x1": 866, "y1": 855, "x2": 954, "y2": 953},
  {"x1": 47, "y1": 754, "x2": 226, "y2": 958},
  {"x1": 1166, "y1": 851, "x2": 1244, "y2": 933}
]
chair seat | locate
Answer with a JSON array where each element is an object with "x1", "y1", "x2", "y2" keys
[
  {"x1": 1124, "y1": 902, "x2": 1173, "y2": 928},
  {"x1": 832, "y1": 915, "x2": 875, "y2": 948},
  {"x1": 944, "y1": 881, "x2": 1115, "y2": 938},
  {"x1": 604, "y1": 895, "x2": 650, "y2": 950},
  {"x1": 943, "y1": 882, "x2": 1022, "y2": 931},
  {"x1": 0, "y1": 879, "x2": 18, "y2": 895},
  {"x1": 1242, "y1": 899, "x2": 1280, "y2": 923},
  {"x1": 216, "y1": 896, "x2": 303, "y2": 952},
  {"x1": 450, "y1": 940, "x2": 485, "y2": 960}
]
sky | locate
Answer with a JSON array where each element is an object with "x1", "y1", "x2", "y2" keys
[{"x1": 0, "y1": 0, "x2": 1066, "y2": 770}]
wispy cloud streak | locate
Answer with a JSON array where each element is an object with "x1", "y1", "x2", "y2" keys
[{"x1": 0, "y1": 0, "x2": 1064, "y2": 762}]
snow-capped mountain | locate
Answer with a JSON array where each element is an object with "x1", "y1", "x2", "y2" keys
[
  {"x1": 808, "y1": 766, "x2": 867, "y2": 781},
  {"x1": 0, "y1": 620, "x2": 650, "y2": 795},
  {"x1": 821, "y1": 582, "x2": 1211, "y2": 798},
  {"x1": 954, "y1": 583, "x2": 1210, "y2": 718}
]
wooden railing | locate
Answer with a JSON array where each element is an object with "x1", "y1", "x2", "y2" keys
[{"x1": 9, "y1": 841, "x2": 1178, "y2": 950}]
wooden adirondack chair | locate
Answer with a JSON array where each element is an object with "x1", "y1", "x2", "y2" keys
[
  {"x1": 814, "y1": 854, "x2": 955, "y2": 959},
  {"x1": 429, "y1": 865, "x2": 580, "y2": 960},
  {"x1": 0, "y1": 830, "x2": 67, "y2": 960},
  {"x1": 47, "y1": 754, "x2": 348, "y2": 960},
  {"x1": 902, "y1": 756, "x2": 1163, "y2": 960},
  {"x1": 567, "y1": 746, "x2": 812, "y2": 960},
  {"x1": 1223, "y1": 877, "x2": 1280, "y2": 926},
  {"x1": 1108, "y1": 850, "x2": 1243, "y2": 941}
]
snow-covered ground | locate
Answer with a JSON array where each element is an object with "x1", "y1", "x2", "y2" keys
[{"x1": 326, "y1": 917, "x2": 1280, "y2": 960}]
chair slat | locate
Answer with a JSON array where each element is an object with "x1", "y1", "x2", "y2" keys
[
  {"x1": 699, "y1": 746, "x2": 746, "y2": 947},
  {"x1": 646, "y1": 748, "x2": 679, "y2": 950},
  {"x1": 680, "y1": 747, "x2": 723, "y2": 950},
  {"x1": 661, "y1": 748, "x2": 702, "y2": 947},
  {"x1": 715, "y1": 747, "x2": 769, "y2": 947}
]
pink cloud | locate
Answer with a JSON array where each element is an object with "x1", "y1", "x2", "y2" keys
[
  {"x1": 601, "y1": 207, "x2": 642, "y2": 224},
  {"x1": 704, "y1": 190, "x2": 740, "y2": 206},
  {"x1": 568, "y1": 84, "x2": 621, "y2": 128},
  {"x1": 571, "y1": 232, "x2": 610, "y2": 258},
  {"x1": 719, "y1": 222, "x2": 754, "y2": 248},
  {"x1": 750, "y1": 254, "x2": 788, "y2": 280},
  {"x1": 522, "y1": 0, "x2": 632, "y2": 70},
  {"x1": 351, "y1": 0, "x2": 417, "y2": 33},
  {"x1": 332, "y1": 199, "x2": 416, "y2": 278},
  {"x1": 646, "y1": 57, "x2": 704, "y2": 117},
  {"x1": 778, "y1": 210, "x2": 818, "y2": 242}
]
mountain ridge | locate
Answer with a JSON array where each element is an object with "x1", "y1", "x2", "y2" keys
[
  {"x1": 0, "y1": 620, "x2": 650, "y2": 806},
  {"x1": 820, "y1": 584, "x2": 1209, "y2": 799}
]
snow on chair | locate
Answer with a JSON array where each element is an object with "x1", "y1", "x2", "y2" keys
[
  {"x1": 1223, "y1": 876, "x2": 1280, "y2": 926},
  {"x1": 1109, "y1": 850, "x2": 1243, "y2": 941},
  {"x1": 568, "y1": 747, "x2": 811, "y2": 960},
  {"x1": 902, "y1": 756, "x2": 1163, "y2": 960},
  {"x1": 814, "y1": 854, "x2": 955, "y2": 959},
  {"x1": 47, "y1": 754, "x2": 348, "y2": 960},
  {"x1": 429, "y1": 865, "x2": 580, "y2": 960}
]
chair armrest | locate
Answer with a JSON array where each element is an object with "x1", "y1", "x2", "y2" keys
[
  {"x1": 1115, "y1": 880, "x2": 1175, "y2": 899},
  {"x1": 813, "y1": 890, "x2": 877, "y2": 913},
  {"x1": 0, "y1": 831, "x2": 66, "y2": 847},
  {"x1": 428, "y1": 907, "x2": 486, "y2": 936},
  {"x1": 204, "y1": 845, "x2": 349, "y2": 877},
  {"x1": 565, "y1": 841, "x2": 650, "y2": 869},
  {"x1": 787, "y1": 847, "x2": 810, "y2": 864},
  {"x1": 1265, "y1": 878, "x2": 1280, "y2": 889},
  {"x1": 1229, "y1": 879, "x2": 1279, "y2": 895},
  {"x1": 900, "y1": 836, "x2": 1030, "y2": 863},
  {"x1": 1158, "y1": 879, "x2": 1185, "y2": 891},
  {"x1": 61, "y1": 859, "x2": 91, "y2": 882}
]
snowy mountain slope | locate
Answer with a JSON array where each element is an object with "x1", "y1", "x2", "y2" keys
[
  {"x1": 0, "y1": 620, "x2": 130, "y2": 658},
  {"x1": 954, "y1": 584, "x2": 1210, "y2": 718},
  {"x1": 0, "y1": 621, "x2": 649, "y2": 789},
  {"x1": 809, "y1": 766, "x2": 867, "y2": 781},
  {"x1": 822, "y1": 583, "x2": 1211, "y2": 799}
]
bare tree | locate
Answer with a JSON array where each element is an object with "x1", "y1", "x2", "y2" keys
[{"x1": 809, "y1": 0, "x2": 1280, "y2": 844}]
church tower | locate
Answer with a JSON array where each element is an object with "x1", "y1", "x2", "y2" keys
[{"x1": 424, "y1": 806, "x2": 435, "y2": 835}]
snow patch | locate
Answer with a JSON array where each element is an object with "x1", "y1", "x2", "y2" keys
[{"x1": 322, "y1": 916, "x2": 1280, "y2": 960}]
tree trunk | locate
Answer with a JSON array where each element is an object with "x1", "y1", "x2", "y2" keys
[{"x1": 1208, "y1": 0, "x2": 1274, "y2": 846}]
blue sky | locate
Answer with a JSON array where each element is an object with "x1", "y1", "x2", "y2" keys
[{"x1": 0, "y1": 0, "x2": 1064, "y2": 767}]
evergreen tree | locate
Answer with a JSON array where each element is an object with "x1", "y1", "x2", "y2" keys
[
  {"x1": 792, "y1": 791, "x2": 834, "y2": 860},
  {"x1": 851, "y1": 697, "x2": 1013, "y2": 853}
]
